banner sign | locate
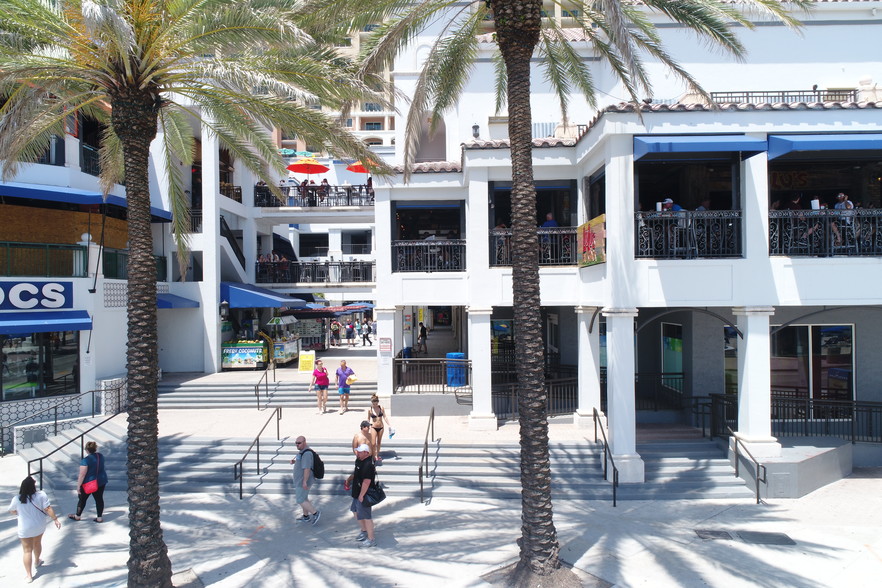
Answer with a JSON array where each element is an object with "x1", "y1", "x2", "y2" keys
[{"x1": 0, "y1": 281, "x2": 73, "y2": 310}]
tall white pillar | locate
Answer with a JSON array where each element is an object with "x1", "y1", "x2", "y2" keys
[
  {"x1": 374, "y1": 306, "x2": 397, "y2": 401},
  {"x1": 733, "y1": 306, "x2": 781, "y2": 457},
  {"x1": 200, "y1": 119, "x2": 222, "y2": 373},
  {"x1": 574, "y1": 305, "x2": 601, "y2": 427},
  {"x1": 467, "y1": 307, "x2": 496, "y2": 430},
  {"x1": 603, "y1": 307, "x2": 644, "y2": 483}
]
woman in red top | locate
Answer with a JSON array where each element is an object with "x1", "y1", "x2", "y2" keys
[{"x1": 309, "y1": 359, "x2": 330, "y2": 414}]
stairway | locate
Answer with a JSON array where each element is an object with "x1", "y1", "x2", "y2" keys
[{"x1": 157, "y1": 380, "x2": 378, "y2": 411}]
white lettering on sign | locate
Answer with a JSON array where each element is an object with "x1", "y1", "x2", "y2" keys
[
  {"x1": 10, "y1": 283, "x2": 39, "y2": 309},
  {"x1": 0, "y1": 281, "x2": 74, "y2": 310}
]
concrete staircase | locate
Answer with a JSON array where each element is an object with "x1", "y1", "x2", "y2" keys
[
  {"x1": 157, "y1": 380, "x2": 378, "y2": 411},
  {"x1": 19, "y1": 417, "x2": 752, "y2": 503}
]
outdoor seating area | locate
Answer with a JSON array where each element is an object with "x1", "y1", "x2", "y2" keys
[
  {"x1": 635, "y1": 211, "x2": 742, "y2": 259},
  {"x1": 255, "y1": 183, "x2": 374, "y2": 207},
  {"x1": 769, "y1": 209, "x2": 882, "y2": 257},
  {"x1": 392, "y1": 240, "x2": 466, "y2": 272},
  {"x1": 255, "y1": 260, "x2": 375, "y2": 283},
  {"x1": 489, "y1": 227, "x2": 578, "y2": 266}
]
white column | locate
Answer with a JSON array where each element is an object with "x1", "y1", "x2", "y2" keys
[
  {"x1": 574, "y1": 306, "x2": 601, "y2": 427},
  {"x1": 603, "y1": 307, "x2": 644, "y2": 483},
  {"x1": 328, "y1": 228, "x2": 343, "y2": 261},
  {"x1": 733, "y1": 306, "x2": 781, "y2": 457},
  {"x1": 201, "y1": 118, "x2": 223, "y2": 373},
  {"x1": 467, "y1": 307, "x2": 496, "y2": 430},
  {"x1": 374, "y1": 306, "x2": 397, "y2": 403}
]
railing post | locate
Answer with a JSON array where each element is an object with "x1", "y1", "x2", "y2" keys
[
  {"x1": 256, "y1": 438, "x2": 260, "y2": 475},
  {"x1": 53, "y1": 407, "x2": 58, "y2": 436}
]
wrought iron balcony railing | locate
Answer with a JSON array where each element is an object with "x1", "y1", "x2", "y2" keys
[
  {"x1": 489, "y1": 227, "x2": 578, "y2": 266},
  {"x1": 259, "y1": 184, "x2": 374, "y2": 207},
  {"x1": 220, "y1": 184, "x2": 242, "y2": 203},
  {"x1": 710, "y1": 89, "x2": 858, "y2": 104},
  {"x1": 635, "y1": 210, "x2": 742, "y2": 259},
  {"x1": 103, "y1": 249, "x2": 167, "y2": 281},
  {"x1": 255, "y1": 261, "x2": 375, "y2": 283},
  {"x1": 770, "y1": 209, "x2": 882, "y2": 257},
  {"x1": 0, "y1": 242, "x2": 87, "y2": 277},
  {"x1": 392, "y1": 240, "x2": 466, "y2": 272}
]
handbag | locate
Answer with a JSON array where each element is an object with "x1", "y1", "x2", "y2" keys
[
  {"x1": 83, "y1": 454, "x2": 100, "y2": 494},
  {"x1": 363, "y1": 480, "x2": 386, "y2": 507}
]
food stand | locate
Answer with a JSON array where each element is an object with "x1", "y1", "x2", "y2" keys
[
  {"x1": 221, "y1": 340, "x2": 266, "y2": 370},
  {"x1": 267, "y1": 315, "x2": 301, "y2": 365}
]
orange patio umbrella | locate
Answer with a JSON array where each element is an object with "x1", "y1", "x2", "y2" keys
[
  {"x1": 345, "y1": 160, "x2": 373, "y2": 174},
  {"x1": 286, "y1": 157, "x2": 330, "y2": 175}
]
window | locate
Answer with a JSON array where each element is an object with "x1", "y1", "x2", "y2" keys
[
  {"x1": 299, "y1": 234, "x2": 329, "y2": 258},
  {"x1": 2, "y1": 331, "x2": 79, "y2": 401},
  {"x1": 364, "y1": 122, "x2": 382, "y2": 131},
  {"x1": 770, "y1": 324, "x2": 853, "y2": 401},
  {"x1": 344, "y1": 118, "x2": 353, "y2": 128}
]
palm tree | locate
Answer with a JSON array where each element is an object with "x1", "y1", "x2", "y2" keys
[
  {"x1": 305, "y1": 0, "x2": 807, "y2": 581},
  {"x1": 0, "y1": 1, "x2": 384, "y2": 586}
]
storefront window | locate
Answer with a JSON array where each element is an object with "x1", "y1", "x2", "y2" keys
[
  {"x1": 770, "y1": 324, "x2": 853, "y2": 401},
  {"x1": 1, "y1": 331, "x2": 79, "y2": 401}
]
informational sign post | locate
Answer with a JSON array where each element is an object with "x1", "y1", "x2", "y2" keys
[{"x1": 298, "y1": 350, "x2": 316, "y2": 374}]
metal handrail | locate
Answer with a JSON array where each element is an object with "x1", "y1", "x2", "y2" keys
[
  {"x1": 727, "y1": 426, "x2": 767, "y2": 505},
  {"x1": 418, "y1": 407, "x2": 436, "y2": 504},
  {"x1": 1, "y1": 383, "x2": 126, "y2": 457},
  {"x1": 233, "y1": 407, "x2": 283, "y2": 499},
  {"x1": 592, "y1": 408, "x2": 619, "y2": 507},
  {"x1": 253, "y1": 360, "x2": 276, "y2": 410}
]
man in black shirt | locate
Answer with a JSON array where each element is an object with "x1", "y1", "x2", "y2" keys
[{"x1": 351, "y1": 443, "x2": 377, "y2": 548}]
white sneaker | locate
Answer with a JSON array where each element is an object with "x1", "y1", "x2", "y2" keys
[
  {"x1": 359, "y1": 539, "x2": 377, "y2": 548},
  {"x1": 355, "y1": 531, "x2": 368, "y2": 542}
]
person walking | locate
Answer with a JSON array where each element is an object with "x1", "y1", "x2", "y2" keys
[
  {"x1": 345, "y1": 321, "x2": 356, "y2": 346},
  {"x1": 345, "y1": 421, "x2": 375, "y2": 491},
  {"x1": 309, "y1": 359, "x2": 330, "y2": 414},
  {"x1": 350, "y1": 443, "x2": 378, "y2": 548},
  {"x1": 336, "y1": 359, "x2": 356, "y2": 414},
  {"x1": 8, "y1": 476, "x2": 61, "y2": 583},
  {"x1": 361, "y1": 318, "x2": 373, "y2": 346},
  {"x1": 290, "y1": 436, "x2": 320, "y2": 525},
  {"x1": 416, "y1": 322, "x2": 428, "y2": 354},
  {"x1": 367, "y1": 395, "x2": 393, "y2": 462},
  {"x1": 69, "y1": 441, "x2": 108, "y2": 522}
]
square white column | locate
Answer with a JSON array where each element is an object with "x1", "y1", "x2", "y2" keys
[
  {"x1": 574, "y1": 306, "x2": 601, "y2": 428},
  {"x1": 374, "y1": 306, "x2": 399, "y2": 403},
  {"x1": 603, "y1": 307, "x2": 644, "y2": 483},
  {"x1": 733, "y1": 306, "x2": 781, "y2": 457},
  {"x1": 467, "y1": 307, "x2": 496, "y2": 431},
  {"x1": 200, "y1": 119, "x2": 222, "y2": 373}
]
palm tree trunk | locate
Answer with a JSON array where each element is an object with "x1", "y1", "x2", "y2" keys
[
  {"x1": 494, "y1": 0, "x2": 561, "y2": 577},
  {"x1": 110, "y1": 91, "x2": 174, "y2": 588}
]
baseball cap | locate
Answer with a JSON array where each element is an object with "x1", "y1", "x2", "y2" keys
[
  {"x1": 662, "y1": 198, "x2": 673, "y2": 204},
  {"x1": 355, "y1": 444, "x2": 371, "y2": 453},
  {"x1": 360, "y1": 420, "x2": 371, "y2": 428}
]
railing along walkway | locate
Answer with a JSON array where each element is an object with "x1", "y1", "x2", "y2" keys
[
  {"x1": 256, "y1": 185, "x2": 374, "y2": 207},
  {"x1": 727, "y1": 426, "x2": 766, "y2": 504},
  {"x1": 593, "y1": 408, "x2": 619, "y2": 507},
  {"x1": 770, "y1": 209, "x2": 882, "y2": 257},
  {"x1": 256, "y1": 261, "x2": 375, "y2": 284},
  {"x1": 419, "y1": 407, "x2": 436, "y2": 504},
  {"x1": 234, "y1": 407, "x2": 283, "y2": 499},
  {"x1": 635, "y1": 211, "x2": 742, "y2": 259},
  {"x1": 489, "y1": 227, "x2": 578, "y2": 266}
]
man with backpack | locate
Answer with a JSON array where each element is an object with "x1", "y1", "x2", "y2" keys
[{"x1": 290, "y1": 436, "x2": 323, "y2": 525}]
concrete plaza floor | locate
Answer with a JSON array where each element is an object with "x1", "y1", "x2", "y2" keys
[{"x1": 1, "y1": 347, "x2": 881, "y2": 587}]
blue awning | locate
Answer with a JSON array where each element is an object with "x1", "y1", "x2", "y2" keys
[
  {"x1": 768, "y1": 133, "x2": 882, "y2": 159},
  {"x1": 634, "y1": 135, "x2": 767, "y2": 161},
  {"x1": 157, "y1": 293, "x2": 200, "y2": 309},
  {"x1": 0, "y1": 310, "x2": 92, "y2": 335},
  {"x1": 0, "y1": 181, "x2": 173, "y2": 221},
  {"x1": 220, "y1": 282, "x2": 306, "y2": 309}
]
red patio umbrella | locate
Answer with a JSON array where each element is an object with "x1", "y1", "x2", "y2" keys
[
  {"x1": 287, "y1": 157, "x2": 330, "y2": 175},
  {"x1": 345, "y1": 160, "x2": 372, "y2": 174}
]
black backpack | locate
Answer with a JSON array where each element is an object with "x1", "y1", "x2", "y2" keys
[{"x1": 303, "y1": 448, "x2": 325, "y2": 479}]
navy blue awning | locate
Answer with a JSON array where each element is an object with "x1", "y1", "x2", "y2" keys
[
  {"x1": 157, "y1": 293, "x2": 200, "y2": 309},
  {"x1": 0, "y1": 310, "x2": 92, "y2": 335},
  {"x1": 768, "y1": 133, "x2": 882, "y2": 159},
  {"x1": 220, "y1": 282, "x2": 306, "y2": 309},
  {"x1": 634, "y1": 135, "x2": 767, "y2": 161},
  {"x1": 0, "y1": 181, "x2": 172, "y2": 221}
]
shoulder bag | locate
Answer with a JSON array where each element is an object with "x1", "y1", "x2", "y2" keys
[
  {"x1": 83, "y1": 454, "x2": 100, "y2": 494},
  {"x1": 362, "y1": 474, "x2": 386, "y2": 507}
]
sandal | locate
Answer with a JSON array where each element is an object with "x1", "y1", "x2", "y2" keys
[{"x1": 68, "y1": 514, "x2": 81, "y2": 521}]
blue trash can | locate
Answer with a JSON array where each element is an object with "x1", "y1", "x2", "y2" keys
[
  {"x1": 402, "y1": 347, "x2": 413, "y2": 358},
  {"x1": 446, "y1": 352, "x2": 467, "y2": 387}
]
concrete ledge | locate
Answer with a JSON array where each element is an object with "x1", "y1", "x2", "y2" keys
[
  {"x1": 390, "y1": 393, "x2": 472, "y2": 417},
  {"x1": 730, "y1": 436, "x2": 852, "y2": 499}
]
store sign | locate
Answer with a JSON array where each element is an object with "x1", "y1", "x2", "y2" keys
[{"x1": 0, "y1": 281, "x2": 73, "y2": 310}]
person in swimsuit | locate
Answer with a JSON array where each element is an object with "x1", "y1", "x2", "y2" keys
[{"x1": 367, "y1": 395, "x2": 393, "y2": 462}]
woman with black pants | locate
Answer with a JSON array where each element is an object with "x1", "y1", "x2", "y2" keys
[{"x1": 69, "y1": 441, "x2": 108, "y2": 523}]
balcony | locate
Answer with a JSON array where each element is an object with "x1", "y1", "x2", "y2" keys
[
  {"x1": 710, "y1": 89, "x2": 858, "y2": 104},
  {"x1": 635, "y1": 211, "x2": 742, "y2": 259},
  {"x1": 392, "y1": 240, "x2": 465, "y2": 272},
  {"x1": 0, "y1": 242, "x2": 87, "y2": 277},
  {"x1": 489, "y1": 227, "x2": 578, "y2": 266},
  {"x1": 80, "y1": 144, "x2": 100, "y2": 176},
  {"x1": 103, "y1": 249, "x2": 168, "y2": 281},
  {"x1": 256, "y1": 261, "x2": 375, "y2": 283},
  {"x1": 260, "y1": 184, "x2": 374, "y2": 207},
  {"x1": 770, "y1": 209, "x2": 882, "y2": 257},
  {"x1": 220, "y1": 183, "x2": 242, "y2": 203}
]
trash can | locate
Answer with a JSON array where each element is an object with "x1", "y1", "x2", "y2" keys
[
  {"x1": 446, "y1": 352, "x2": 467, "y2": 387},
  {"x1": 402, "y1": 347, "x2": 413, "y2": 358}
]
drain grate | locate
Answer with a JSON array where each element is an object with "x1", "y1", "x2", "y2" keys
[
  {"x1": 695, "y1": 529, "x2": 733, "y2": 541},
  {"x1": 737, "y1": 531, "x2": 796, "y2": 545}
]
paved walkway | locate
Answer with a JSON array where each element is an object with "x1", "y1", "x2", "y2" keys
[{"x1": 1, "y1": 350, "x2": 881, "y2": 587}]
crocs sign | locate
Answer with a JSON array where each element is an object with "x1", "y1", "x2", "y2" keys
[{"x1": 0, "y1": 281, "x2": 73, "y2": 310}]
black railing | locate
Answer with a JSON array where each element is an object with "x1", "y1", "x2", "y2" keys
[
  {"x1": 710, "y1": 393, "x2": 882, "y2": 445},
  {"x1": 253, "y1": 360, "x2": 276, "y2": 410},
  {"x1": 392, "y1": 240, "x2": 466, "y2": 272},
  {"x1": 264, "y1": 185, "x2": 374, "y2": 207},
  {"x1": 593, "y1": 408, "x2": 619, "y2": 507},
  {"x1": 80, "y1": 143, "x2": 100, "y2": 176},
  {"x1": 769, "y1": 209, "x2": 882, "y2": 257},
  {"x1": 727, "y1": 426, "x2": 767, "y2": 505},
  {"x1": 419, "y1": 407, "x2": 436, "y2": 504},
  {"x1": 220, "y1": 184, "x2": 242, "y2": 203},
  {"x1": 489, "y1": 227, "x2": 578, "y2": 266},
  {"x1": 392, "y1": 357, "x2": 472, "y2": 393},
  {"x1": 711, "y1": 89, "x2": 858, "y2": 104},
  {"x1": 254, "y1": 185, "x2": 282, "y2": 207},
  {"x1": 0, "y1": 242, "x2": 87, "y2": 277},
  {"x1": 636, "y1": 211, "x2": 742, "y2": 259},
  {"x1": 256, "y1": 261, "x2": 375, "y2": 283},
  {"x1": 491, "y1": 377, "x2": 578, "y2": 420},
  {"x1": 233, "y1": 406, "x2": 283, "y2": 499},
  {"x1": 219, "y1": 215, "x2": 246, "y2": 268},
  {"x1": 635, "y1": 372, "x2": 685, "y2": 411}
]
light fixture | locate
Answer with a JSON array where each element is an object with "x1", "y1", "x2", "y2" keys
[
  {"x1": 219, "y1": 300, "x2": 230, "y2": 320},
  {"x1": 472, "y1": 124, "x2": 480, "y2": 139}
]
